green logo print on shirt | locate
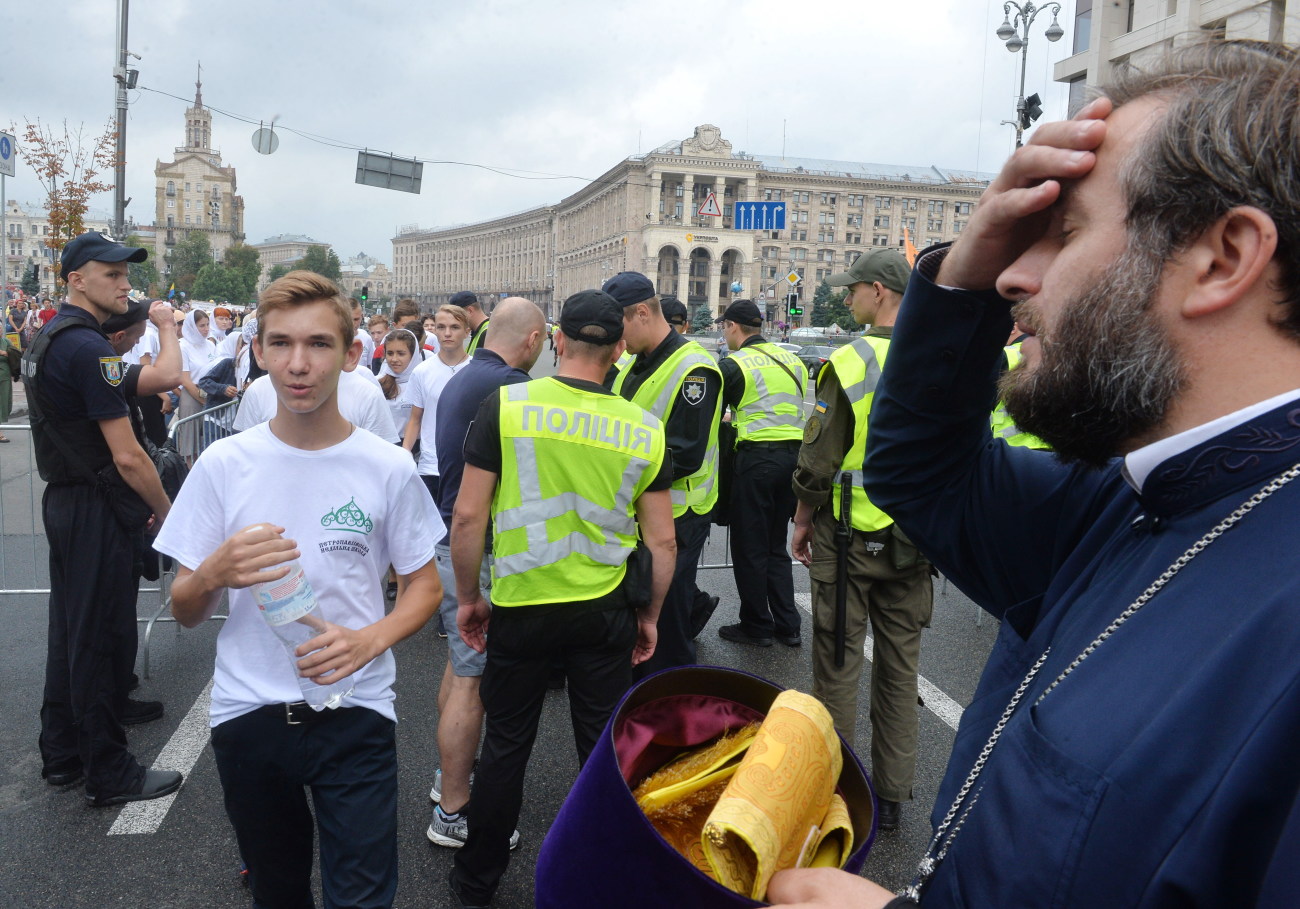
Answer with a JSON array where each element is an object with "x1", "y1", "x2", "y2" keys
[{"x1": 320, "y1": 497, "x2": 374, "y2": 535}]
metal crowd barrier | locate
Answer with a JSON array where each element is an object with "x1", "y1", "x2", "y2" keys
[{"x1": 138, "y1": 397, "x2": 241, "y2": 676}]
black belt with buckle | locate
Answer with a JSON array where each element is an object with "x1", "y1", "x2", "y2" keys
[{"x1": 257, "y1": 701, "x2": 346, "y2": 725}]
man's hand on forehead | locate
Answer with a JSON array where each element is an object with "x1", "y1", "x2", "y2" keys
[{"x1": 937, "y1": 97, "x2": 1112, "y2": 291}]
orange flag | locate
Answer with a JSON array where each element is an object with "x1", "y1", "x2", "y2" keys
[{"x1": 902, "y1": 227, "x2": 918, "y2": 268}]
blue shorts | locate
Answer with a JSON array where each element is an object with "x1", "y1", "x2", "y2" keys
[{"x1": 435, "y1": 542, "x2": 489, "y2": 677}]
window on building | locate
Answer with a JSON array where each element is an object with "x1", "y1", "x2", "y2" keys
[
  {"x1": 792, "y1": 230, "x2": 808, "y2": 241},
  {"x1": 764, "y1": 189, "x2": 783, "y2": 201},
  {"x1": 847, "y1": 194, "x2": 864, "y2": 207},
  {"x1": 902, "y1": 198, "x2": 918, "y2": 210},
  {"x1": 763, "y1": 246, "x2": 780, "y2": 259},
  {"x1": 674, "y1": 202, "x2": 683, "y2": 219},
  {"x1": 928, "y1": 237, "x2": 943, "y2": 246},
  {"x1": 875, "y1": 196, "x2": 892, "y2": 209},
  {"x1": 847, "y1": 232, "x2": 862, "y2": 244},
  {"x1": 185, "y1": 215, "x2": 191, "y2": 223},
  {"x1": 955, "y1": 202, "x2": 973, "y2": 215},
  {"x1": 846, "y1": 213, "x2": 863, "y2": 227},
  {"x1": 167, "y1": 200, "x2": 175, "y2": 209},
  {"x1": 818, "y1": 231, "x2": 836, "y2": 243},
  {"x1": 185, "y1": 183, "x2": 191, "y2": 192},
  {"x1": 873, "y1": 235, "x2": 889, "y2": 247},
  {"x1": 874, "y1": 215, "x2": 891, "y2": 229},
  {"x1": 928, "y1": 219, "x2": 944, "y2": 231},
  {"x1": 846, "y1": 251, "x2": 861, "y2": 265},
  {"x1": 675, "y1": 184, "x2": 685, "y2": 197},
  {"x1": 185, "y1": 200, "x2": 191, "y2": 209},
  {"x1": 765, "y1": 265, "x2": 778, "y2": 279},
  {"x1": 819, "y1": 249, "x2": 835, "y2": 262},
  {"x1": 791, "y1": 248, "x2": 807, "y2": 260},
  {"x1": 820, "y1": 193, "x2": 837, "y2": 205},
  {"x1": 928, "y1": 200, "x2": 945, "y2": 214},
  {"x1": 954, "y1": 221, "x2": 965, "y2": 233},
  {"x1": 166, "y1": 181, "x2": 175, "y2": 195}
]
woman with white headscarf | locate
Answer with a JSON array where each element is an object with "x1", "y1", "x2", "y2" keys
[
  {"x1": 177, "y1": 309, "x2": 216, "y2": 462},
  {"x1": 376, "y1": 328, "x2": 426, "y2": 433}
]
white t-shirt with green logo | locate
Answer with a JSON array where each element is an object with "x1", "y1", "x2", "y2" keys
[{"x1": 154, "y1": 421, "x2": 444, "y2": 726}]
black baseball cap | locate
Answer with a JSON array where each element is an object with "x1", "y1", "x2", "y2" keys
[
  {"x1": 601, "y1": 271, "x2": 656, "y2": 307},
  {"x1": 715, "y1": 299, "x2": 763, "y2": 327},
  {"x1": 102, "y1": 297, "x2": 150, "y2": 334},
  {"x1": 560, "y1": 291, "x2": 624, "y2": 345},
  {"x1": 449, "y1": 291, "x2": 479, "y2": 308},
  {"x1": 60, "y1": 232, "x2": 148, "y2": 279},
  {"x1": 660, "y1": 295, "x2": 688, "y2": 326}
]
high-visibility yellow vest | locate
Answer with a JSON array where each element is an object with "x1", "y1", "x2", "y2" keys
[
  {"x1": 729, "y1": 341, "x2": 808, "y2": 444},
  {"x1": 612, "y1": 340, "x2": 722, "y2": 518},
  {"x1": 612, "y1": 350, "x2": 634, "y2": 373},
  {"x1": 467, "y1": 318, "x2": 490, "y2": 354},
  {"x1": 990, "y1": 344, "x2": 1050, "y2": 450},
  {"x1": 491, "y1": 377, "x2": 666, "y2": 607},
  {"x1": 827, "y1": 336, "x2": 893, "y2": 533}
]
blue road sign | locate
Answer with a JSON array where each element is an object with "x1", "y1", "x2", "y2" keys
[{"x1": 732, "y1": 201, "x2": 786, "y2": 231}]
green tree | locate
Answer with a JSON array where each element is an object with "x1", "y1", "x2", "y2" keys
[
  {"x1": 691, "y1": 307, "x2": 714, "y2": 334},
  {"x1": 810, "y1": 280, "x2": 852, "y2": 329},
  {"x1": 21, "y1": 264, "x2": 41, "y2": 296},
  {"x1": 169, "y1": 231, "x2": 213, "y2": 294},
  {"x1": 222, "y1": 243, "x2": 261, "y2": 304},
  {"x1": 192, "y1": 263, "x2": 242, "y2": 302},
  {"x1": 125, "y1": 233, "x2": 160, "y2": 296},
  {"x1": 266, "y1": 263, "x2": 291, "y2": 284},
  {"x1": 297, "y1": 245, "x2": 341, "y2": 281}
]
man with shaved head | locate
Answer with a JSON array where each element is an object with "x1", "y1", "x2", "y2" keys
[{"x1": 425, "y1": 295, "x2": 544, "y2": 852}]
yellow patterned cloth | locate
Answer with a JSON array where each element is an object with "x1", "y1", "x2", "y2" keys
[{"x1": 633, "y1": 690, "x2": 851, "y2": 901}]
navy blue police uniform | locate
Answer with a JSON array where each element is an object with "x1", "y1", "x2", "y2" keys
[{"x1": 26, "y1": 304, "x2": 148, "y2": 799}]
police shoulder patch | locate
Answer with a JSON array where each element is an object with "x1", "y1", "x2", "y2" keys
[
  {"x1": 99, "y1": 356, "x2": 124, "y2": 387},
  {"x1": 804, "y1": 415, "x2": 822, "y2": 443},
  {"x1": 681, "y1": 377, "x2": 706, "y2": 406}
]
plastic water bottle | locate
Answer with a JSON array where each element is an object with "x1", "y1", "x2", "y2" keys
[{"x1": 249, "y1": 549, "x2": 354, "y2": 711}]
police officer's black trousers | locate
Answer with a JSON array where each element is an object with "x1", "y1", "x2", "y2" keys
[
  {"x1": 633, "y1": 507, "x2": 711, "y2": 679},
  {"x1": 729, "y1": 442, "x2": 801, "y2": 638},
  {"x1": 454, "y1": 601, "x2": 636, "y2": 904},
  {"x1": 39, "y1": 484, "x2": 145, "y2": 797}
]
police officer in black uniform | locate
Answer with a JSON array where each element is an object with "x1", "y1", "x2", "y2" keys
[{"x1": 25, "y1": 233, "x2": 182, "y2": 806}]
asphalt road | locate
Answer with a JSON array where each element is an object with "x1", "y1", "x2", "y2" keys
[{"x1": 0, "y1": 341, "x2": 1000, "y2": 908}]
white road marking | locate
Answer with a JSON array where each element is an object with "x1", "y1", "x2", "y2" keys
[
  {"x1": 794, "y1": 593, "x2": 964, "y2": 731},
  {"x1": 109, "y1": 679, "x2": 213, "y2": 836}
]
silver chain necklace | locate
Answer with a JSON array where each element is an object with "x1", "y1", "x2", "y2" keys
[{"x1": 903, "y1": 460, "x2": 1300, "y2": 902}]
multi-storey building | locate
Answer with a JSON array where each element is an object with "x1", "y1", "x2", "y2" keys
[
  {"x1": 153, "y1": 74, "x2": 246, "y2": 269},
  {"x1": 338, "y1": 253, "x2": 393, "y2": 304},
  {"x1": 393, "y1": 124, "x2": 990, "y2": 324},
  {"x1": 1055, "y1": 0, "x2": 1300, "y2": 108},
  {"x1": 3, "y1": 200, "x2": 110, "y2": 297},
  {"x1": 250, "y1": 234, "x2": 331, "y2": 291}
]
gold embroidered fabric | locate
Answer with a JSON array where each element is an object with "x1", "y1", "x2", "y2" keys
[{"x1": 633, "y1": 690, "x2": 850, "y2": 901}]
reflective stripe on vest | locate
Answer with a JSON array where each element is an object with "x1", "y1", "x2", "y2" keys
[
  {"x1": 612, "y1": 340, "x2": 721, "y2": 518},
  {"x1": 467, "y1": 318, "x2": 489, "y2": 354},
  {"x1": 990, "y1": 344, "x2": 1051, "y2": 450},
  {"x1": 729, "y1": 342, "x2": 808, "y2": 443},
  {"x1": 490, "y1": 378, "x2": 666, "y2": 607},
  {"x1": 828, "y1": 336, "x2": 893, "y2": 532}
]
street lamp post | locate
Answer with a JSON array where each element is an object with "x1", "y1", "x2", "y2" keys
[{"x1": 995, "y1": 1, "x2": 1064, "y2": 148}]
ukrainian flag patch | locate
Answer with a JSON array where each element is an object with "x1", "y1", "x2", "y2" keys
[{"x1": 814, "y1": 400, "x2": 828, "y2": 414}]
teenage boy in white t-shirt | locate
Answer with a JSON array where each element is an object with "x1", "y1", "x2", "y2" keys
[{"x1": 155, "y1": 270, "x2": 443, "y2": 909}]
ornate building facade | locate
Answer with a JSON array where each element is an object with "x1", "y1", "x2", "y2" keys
[
  {"x1": 153, "y1": 74, "x2": 245, "y2": 270},
  {"x1": 393, "y1": 125, "x2": 990, "y2": 324},
  {"x1": 4, "y1": 200, "x2": 110, "y2": 297},
  {"x1": 250, "y1": 234, "x2": 331, "y2": 291}
]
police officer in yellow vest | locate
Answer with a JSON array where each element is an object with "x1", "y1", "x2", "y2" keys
[
  {"x1": 714, "y1": 299, "x2": 809, "y2": 648},
  {"x1": 990, "y1": 338, "x2": 1051, "y2": 449},
  {"x1": 603, "y1": 271, "x2": 723, "y2": 676},
  {"x1": 450, "y1": 289, "x2": 677, "y2": 907},
  {"x1": 453, "y1": 291, "x2": 490, "y2": 354},
  {"x1": 790, "y1": 248, "x2": 932, "y2": 833}
]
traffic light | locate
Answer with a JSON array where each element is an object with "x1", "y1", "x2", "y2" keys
[
  {"x1": 1020, "y1": 93, "x2": 1043, "y2": 131},
  {"x1": 786, "y1": 292, "x2": 802, "y2": 317},
  {"x1": 361, "y1": 284, "x2": 369, "y2": 302}
]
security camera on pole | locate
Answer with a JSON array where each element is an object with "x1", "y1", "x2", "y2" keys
[{"x1": 995, "y1": 1, "x2": 1064, "y2": 148}]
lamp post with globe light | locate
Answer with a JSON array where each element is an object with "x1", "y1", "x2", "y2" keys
[{"x1": 995, "y1": 1, "x2": 1065, "y2": 148}]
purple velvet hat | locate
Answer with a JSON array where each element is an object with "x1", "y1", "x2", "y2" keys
[{"x1": 536, "y1": 666, "x2": 878, "y2": 908}]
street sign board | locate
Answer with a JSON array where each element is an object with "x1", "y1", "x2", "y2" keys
[
  {"x1": 785, "y1": 271, "x2": 801, "y2": 286},
  {"x1": 0, "y1": 132, "x2": 16, "y2": 178},
  {"x1": 732, "y1": 201, "x2": 786, "y2": 231},
  {"x1": 355, "y1": 151, "x2": 423, "y2": 194},
  {"x1": 697, "y1": 191, "x2": 722, "y2": 218}
]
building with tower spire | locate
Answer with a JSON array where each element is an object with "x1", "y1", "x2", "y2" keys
[{"x1": 152, "y1": 65, "x2": 246, "y2": 277}]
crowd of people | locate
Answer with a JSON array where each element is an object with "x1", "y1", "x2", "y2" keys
[{"x1": 19, "y1": 38, "x2": 1300, "y2": 909}]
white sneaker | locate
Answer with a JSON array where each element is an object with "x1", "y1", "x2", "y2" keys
[{"x1": 426, "y1": 805, "x2": 520, "y2": 850}]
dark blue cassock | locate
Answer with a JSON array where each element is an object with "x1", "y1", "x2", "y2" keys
[{"x1": 864, "y1": 252, "x2": 1300, "y2": 908}]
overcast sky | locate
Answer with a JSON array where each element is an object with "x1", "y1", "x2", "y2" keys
[{"x1": 5, "y1": 0, "x2": 1077, "y2": 266}]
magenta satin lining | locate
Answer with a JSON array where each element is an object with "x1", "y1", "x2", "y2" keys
[{"x1": 614, "y1": 695, "x2": 767, "y2": 786}]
